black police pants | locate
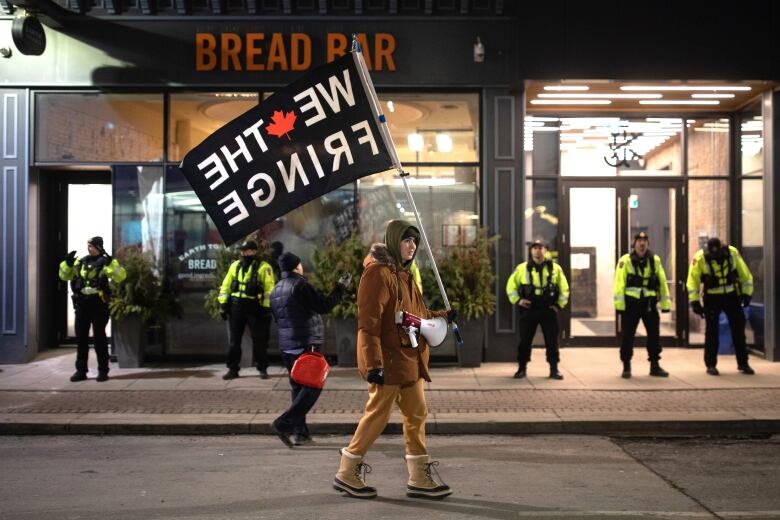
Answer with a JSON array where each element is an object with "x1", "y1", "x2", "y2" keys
[
  {"x1": 517, "y1": 306, "x2": 560, "y2": 365},
  {"x1": 74, "y1": 295, "x2": 110, "y2": 374},
  {"x1": 620, "y1": 297, "x2": 661, "y2": 363},
  {"x1": 227, "y1": 299, "x2": 271, "y2": 371},
  {"x1": 274, "y1": 351, "x2": 323, "y2": 436},
  {"x1": 703, "y1": 293, "x2": 748, "y2": 368}
]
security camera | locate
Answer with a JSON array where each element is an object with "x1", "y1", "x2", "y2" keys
[{"x1": 473, "y1": 37, "x2": 485, "y2": 63}]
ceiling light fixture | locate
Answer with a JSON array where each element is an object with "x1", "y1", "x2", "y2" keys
[
  {"x1": 530, "y1": 99, "x2": 612, "y2": 105},
  {"x1": 543, "y1": 85, "x2": 590, "y2": 91},
  {"x1": 639, "y1": 100, "x2": 720, "y2": 105},
  {"x1": 621, "y1": 85, "x2": 751, "y2": 91},
  {"x1": 435, "y1": 133, "x2": 453, "y2": 153},
  {"x1": 538, "y1": 93, "x2": 662, "y2": 99},
  {"x1": 691, "y1": 93, "x2": 736, "y2": 99},
  {"x1": 407, "y1": 133, "x2": 424, "y2": 152}
]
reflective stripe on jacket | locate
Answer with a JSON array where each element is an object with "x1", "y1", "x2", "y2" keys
[
  {"x1": 506, "y1": 260, "x2": 570, "y2": 308},
  {"x1": 686, "y1": 245, "x2": 753, "y2": 301},
  {"x1": 613, "y1": 253, "x2": 671, "y2": 311}
]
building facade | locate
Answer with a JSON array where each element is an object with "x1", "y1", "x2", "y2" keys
[{"x1": 1, "y1": 0, "x2": 778, "y2": 363}]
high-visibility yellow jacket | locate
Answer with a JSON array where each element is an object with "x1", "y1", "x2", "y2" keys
[
  {"x1": 686, "y1": 245, "x2": 752, "y2": 302},
  {"x1": 59, "y1": 255, "x2": 127, "y2": 301},
  {"x1": 218, "y1": 259, "x2": 275, "y2": 307},
  {"x1": 506, "y1": 260, "x2": 570, "y2": 309},
  {"x1": 613, "y1": 253, "x2": 671, "y2": 311},
  {"x1": 409, "y1": 261, "x2": 423, "y2": 294}
]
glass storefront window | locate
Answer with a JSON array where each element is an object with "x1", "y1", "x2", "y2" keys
[
  {"x1": 687, "y1": 179, "x2": 730, "y2": 344},
  {"x1": 523, "y1": 179, "x2": 558, "y2": 257},
  {"x1": 168, "y1": 92, "x2": 259, "y2": 162},
  {"x1": 113, "y1": 166, "x2": 164, "y2": 270},
  {"x1": 357, "y1": 166, "x2": 479, "y2": 253},
  {"x1": 35, "y1": 93, "x2": 163, "y2": 163},
  {"x1": 543, "y1": 117, "x2": 683, "y2": 177},
  {"x1": 687, "y1": 118, "x2": 730, "y2": 176},
  {"x1": 379, "y1": 93, "x2": 479, "y2": 164},
  {"x1": 740, "y1": 104, "x2": 763, "y2": 177}
]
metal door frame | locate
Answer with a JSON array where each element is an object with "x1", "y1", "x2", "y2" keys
[{"x1": 559, "y1": 177, "x2": 687, "y2": 347}]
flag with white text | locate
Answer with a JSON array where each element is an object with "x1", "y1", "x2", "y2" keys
[{"x1": 180, "y1": 52, "x2": 393, "y2": 245}]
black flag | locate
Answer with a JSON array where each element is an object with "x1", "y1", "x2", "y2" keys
[{"x1": 180, "y1": 52, "x2": 393, "y2": 245}]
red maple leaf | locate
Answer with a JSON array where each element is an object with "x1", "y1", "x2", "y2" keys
[{"x1": 265, "y1": 110, "x2": 297, "y2": 140}]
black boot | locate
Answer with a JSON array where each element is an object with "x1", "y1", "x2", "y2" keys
[
  {"x1": 649, "y1": 362, "x2": 669, "y2": 377},
  {"x1": 549, "y1": 363, "x2": 563, "y2": 380},
  {"x1": 513, "y1": 365, "x2": 526, "y2": 379},
  {"x1": 706, "y1": 366, "x2": 719, "y2": 376},
  {"x1": 70, "y1": 371, "x2": 87, "y2": 382},
  {"x1": 96, "y1": 371, "x2": 109, "y2": 382},
  {"x1": 621, "y1": 362, "x2": 631, "y2": 379},
  {"x1": 258, "y1": 369, "x2": 270, "y2": 380},
  {"x1": 738, "y1": 364, "x2": 755, "y2": 375},
  {"x1": 222, "y1": 369, "x2": 239, "y2": 380}
]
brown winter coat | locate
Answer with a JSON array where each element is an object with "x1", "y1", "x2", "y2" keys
[{"x1": 356, "y1": 243, "x2": 447, "y2": 386}]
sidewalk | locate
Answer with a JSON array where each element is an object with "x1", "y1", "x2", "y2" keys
[{"x1": 1, "y1": 347, "x2": 779, "y2": 436}]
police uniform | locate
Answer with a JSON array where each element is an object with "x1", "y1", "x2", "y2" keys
[
  {"x1": 613, "y1": 232, "x2": 671, "y2": 378},
  {"x1": 686, "y1": 237, "x2": 754, "y2": 375},
  {"x1": 218, "y1": 241, "x2": 276, "y2": 379},
  {"x1": 506, "y1": 241, "x2": 570, "y2": 379},
  {"x1": 58, "y1": 236, "x2": 126, "y2": 382}
]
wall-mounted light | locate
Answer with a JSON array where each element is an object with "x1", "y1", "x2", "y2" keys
[
  {"x1": 473, "y1": 37, "x2": 484, "y2": 63},
  {"x1": 436, "y1": 133, "x2": 453, "y2": 153},
  {"x1": 407, "y1": 133, "x2": 424, "y2": 152}
]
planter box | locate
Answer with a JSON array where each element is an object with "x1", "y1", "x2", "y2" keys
[
  {"x1": 333, "y1": 317, "x2": 358, "y2": 367},
  {"x1": 113, "y1": 315, "x2": 146, "y2": 368},
  {"x1": 456, "y1": 317, "x2": 484, "y2": 367}
]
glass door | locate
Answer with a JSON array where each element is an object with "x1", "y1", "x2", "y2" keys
[{"x1": 560, "y1": 180, "x2": 684, "y2": 345}]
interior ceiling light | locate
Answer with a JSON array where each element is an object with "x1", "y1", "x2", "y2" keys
[
  {"x1": 530, "y1": 99, "x2": 611, "y2": 105},
  {"x1": 621, "y1": 85, "x2": 751, "y2": 91},
  {"x1": 543, "y1": 85, "x2": 589, "y2": 91},
  {"x1": 691, "y1": 93, "x2": 735, "y2": 99},
  {"x1": 407, "y1": 133, "x2": 424, "y2": 152},
  {"x1": 435, "y1": 133, "x2": 453, "y2": 153},
  {"x1": 387, "y1": 100, "x2": 395, "y2": 112},
  {"x1": 538, "y1": 93, "x2": 662, "y2": 99},
  {"x1": 639, "y1": 100, "x2": 720, "y2": 105}
]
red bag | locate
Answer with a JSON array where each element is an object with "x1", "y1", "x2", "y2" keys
[{"x1": 290, "y1": 351, "x2": 330, "y2": 389}]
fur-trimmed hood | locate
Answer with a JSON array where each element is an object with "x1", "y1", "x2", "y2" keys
[{"x1": 363, "y1": 243, "x2": 397, "y2": 270}]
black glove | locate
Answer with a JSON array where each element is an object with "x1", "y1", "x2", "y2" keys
[
  {"x1": 446, "y1": 309, "x2": 458, "y2": 324},
  {"x1": 219, "y1": 303, "x2": 230, "y2": 321},
  {"x1": 661, "y1": 309, "x2": 670, "y2": 313},
  {"x1": 741, "y1": 294, "x2": 752, "y2": 308},
  {"x1": 366, "y1": 368, "x2": 384, "y2": 386},
  {"x1": 691, "y1": 301, "x2": 704, "y2": 317},
  {"x1": 65, "y1": 250, "x2": 77, "y2": 266},
  {"x1": 337, "y1": 272, "x2": 352, "y2": 289}
]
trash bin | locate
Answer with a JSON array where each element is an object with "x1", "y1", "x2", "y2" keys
[{"x1": 717, "y1": 307, "x2": 751, "y2": 354}]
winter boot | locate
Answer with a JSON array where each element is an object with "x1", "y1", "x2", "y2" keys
[
  {"x1": 513, "y1": 364, "x2": 527, "y2": 379},
  {"x1": 333, "y1": 448, "x2": 377, "y2": 499},
  {"x1": 549, "y1": 363, "x2": 564, "y2": 380},
  {"x1": 649, "y1": 362, "x2": 669, "y2": 377},
  {"x1": 738, "y1": 364, "x2": 755, "y2": 375},
  {"x1": 621, "y1": 362, "x2": 631, "y2": 379},
  {"x1": 96, "y1": 371, "x2": 109, "y2": 382},
  {"x1": 706, "y1": 366, "x2": 720, "y2": 376},
  {"x1": 69, "y1": 371, "x2": 87, "y2": 382},
  {"x1": 405, "y1": 454, "x2": 453, "y2": 500},
  {"x1": 222, "y1": 369, "x2": 239, "y2": 380}
]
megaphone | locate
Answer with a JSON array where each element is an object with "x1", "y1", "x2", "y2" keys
[{"x1": 395, "y1": 311, "x2": 448, "y2": 349}]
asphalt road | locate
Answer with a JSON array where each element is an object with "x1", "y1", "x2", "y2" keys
[{"x1": 0, "y1": 434, "x2": 778, "y2": 520}]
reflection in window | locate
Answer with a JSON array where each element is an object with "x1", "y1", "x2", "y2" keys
[
  {"x1": 380, "y1": 93, "x2": 479, "y2": 164},
  {"x1": 36, "y1": 93, "x2": 164, "y2": 163},
  {"x1": 525, "y1": 116, "x2": 683, "y2": 177},
  {"x1": 740, "y1": 104, "x2": 763, "y2": 177},
  {"x1": 687, "y1": 118, "x2": 730, "y2": 176},
  {"x1": 113, "y1": 166, "x2": 164, "y2": 270},
  {"x1": 524, "y1": 179, "x2": 558, "y2": 260},
  {"x1": 168, "y1": 92, "x2": 259, "y2": 161}
]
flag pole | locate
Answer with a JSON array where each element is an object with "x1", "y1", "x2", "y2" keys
[{"x1": 350, "y1": 37, "x2": 463, "y2": 346}]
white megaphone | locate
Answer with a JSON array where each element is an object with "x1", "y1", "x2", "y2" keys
[{"x1": 395, "y1": 311, "x2": 448, "y2": 349}]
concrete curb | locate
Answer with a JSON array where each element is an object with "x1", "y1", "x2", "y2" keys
[{"x1": 2, "y1": 419, "x2": 779, "y2": 436}]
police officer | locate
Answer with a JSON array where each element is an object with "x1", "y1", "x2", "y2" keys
[
  {"x1": 687, "y1": 237, "x2": 755, "y2": 376},
  {"x1": 58, "y1": 236, "x2": 126, "y2": 382},
  {"x1": 506, "y1": 240, "x2": 570, "y2": 380},
  {"x1": 218, "y1": 240, "x2": 276, "y2": 380},
  {"x1": 613, "y1": 232, "x2": 671, "y2": 379}
]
